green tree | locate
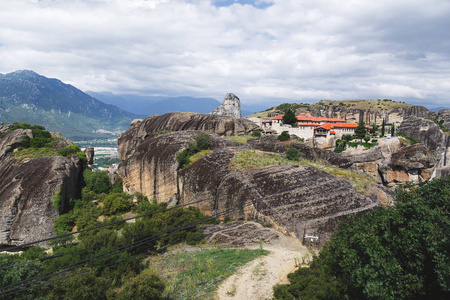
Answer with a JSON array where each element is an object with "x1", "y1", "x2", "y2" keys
[
  {"x1": 83, "y1": 170, "x2": 111, "y2": 194},
  {"x1": 282, "y1": 109, "x2": 298, "y2": 126},
  {"x1": 251, "y1": 130, "x2": 262, "y2": 138},
  {"x1": 381, "y1": 118, "x2": 386, "y2": 136},
  {"x1": 391, "y1": 123, "x2": 395, "y2": 136},
  {"x1": 277, "y1": 131, "x2": 290, "y2": 142},
  {"x1": 286, "y1": 147, "x2": 301, "y2": 161},
  {"x1": 195, "y1": 132, "x2": 212, "y2": 150},
  {"x1": 354, "y1": 121, "x2": 366, "y2": 140}
]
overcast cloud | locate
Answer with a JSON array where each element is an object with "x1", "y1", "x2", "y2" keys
[{"x1": 0, "y1": 0, "x2": 449, "y2": 108}]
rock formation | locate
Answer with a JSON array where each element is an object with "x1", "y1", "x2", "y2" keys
[
  {"x1": 398, "y1": 116, "x2": 449, "y2": 169},
  {"x1": 0, "y1": 128, "x2": 83, "y2": 247},
  {"x1": 84, "y1": 147, "x2": 95, "y2": 165},
  {"x1": 117, "y1": 119, "x2": 394, "y2": 242},
  {"x1": 437, "y1": 109, "x2": 450, "y2": 131},
  {"x1": 211, "y1": 93, "x2": 241, "y2": 118},
  {"x1": 117, "y1": 112, "x2": 258, "y2": 160},
  {"x1": 342, "y1": 137, "x2": 441, "y2": 187},
  {"x1": 303, "y1": 104, "x2": 436, "y2": 127}
]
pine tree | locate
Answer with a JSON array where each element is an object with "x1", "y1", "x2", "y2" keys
[
  {"x1": 381, "y1": 119, "x2": 386, "y2": 137},
  {"x1": 354, "y1": 121, "x2": 367, "y2": 140},
  {"x1": 282, "y1": 109, "x2": 298, "y2": 126}
]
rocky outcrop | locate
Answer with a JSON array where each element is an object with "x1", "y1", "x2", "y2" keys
[
  {"x1": 84, "y1": 147, "x2": 94, "y2": 165},
  {"x1": 0, "y1": 129, "x2": 32, "y2": 159},
  {"x1": 118, "y1": 130, "x2": 244, "y2": 202},
  {"x1": 0, "y1": 129, "x2": 83, "y2": 248},
  {"x1": 117, "y1": 112, "x2": 258, "y2": 160},
  {"x1": 248, "y1": 135, "x2": 352, "y2": 168},
  {"x1": 342, "y1": 137, "x2": 441, "y2": 186},
  {"x1": 399, "y1": 116, "x2": 449, "y2": 169},
  {"x1": 306, "y1": 104, "x2": 436, "y2": 127},
  {"x1": 437, "y1": 109, "x2": 450, "y2": 131},
  {"x1": 211, "y1": 93, "x2": 241, "y2": 118}
]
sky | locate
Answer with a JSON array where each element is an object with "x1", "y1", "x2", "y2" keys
[{"x1": 1, "y1": 0, "x2": 450, "y2": 109}]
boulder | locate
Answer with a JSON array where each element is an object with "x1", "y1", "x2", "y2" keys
[
  {"x1": 438, "y1": 109, "x2": 450, "y2": 131},
  {"x1": 211, "y1": 93, "x2": 241, "y2": 118}
]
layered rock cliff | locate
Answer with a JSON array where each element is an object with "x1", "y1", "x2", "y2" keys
[
  {"x1": 301, "y1": 102, "x2": 436, "y2": 126},
  {"x1": 117, "y1": 113, "x2": 394, "y2": 241},
  {"x1": 0, "y1": 127, "x2": 83, "y2": 247}
]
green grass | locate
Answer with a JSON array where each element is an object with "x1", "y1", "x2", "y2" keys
[
  {"x1": 189, "y1": 149, "x2": 212, "y2": 164},
  {"x1": 231, "y1": 149, "x2": 374, "y2": 194},
  {"x1": 149, "y1": 248, "x2": 269, "y2": 299},
  {"x1": 225, "y1": 135, "x2": 258, "y2": 144},
  {"x1": 12, "y1": 145, "x2": 59, "y2": 162},
  {"x1": 231, "y1": 149, "x2": 292, "y2": 171}
]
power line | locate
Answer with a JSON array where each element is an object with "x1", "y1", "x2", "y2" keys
[{"x1": 0, "y1": 200, "x2": 254, "y2": 298}]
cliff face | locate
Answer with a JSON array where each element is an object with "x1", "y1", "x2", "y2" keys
[
  {"x1": 306, "y1": 105, "x2": 436, "y2": 126},
  {"x1": 0, "y1": 128, "x2": 83, "y2": 247}
]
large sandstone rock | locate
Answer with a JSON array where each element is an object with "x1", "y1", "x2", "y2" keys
[
  {"x1": 118, "y1": 131, "x2": 245, "y2": 202},
  {"x1": 0, "y1": 129, "x2": 83, "y2": 247},
  {"x1": 179, "y1": 147, "x2": 393, "y2": 242},
  {"x1": 117, "y1": 112, "x2": 258, "y2": 160},
  {"x1": 211, "y1": 93, "x2": 241, "y2": 118}
]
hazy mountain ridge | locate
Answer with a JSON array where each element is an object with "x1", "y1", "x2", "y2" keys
[
  {"x1": 0, "y1": 70, "x2": 139, "y2": 140},
  {"x1": 87, "y1": 91, "x2": 261, "y2": 117}
]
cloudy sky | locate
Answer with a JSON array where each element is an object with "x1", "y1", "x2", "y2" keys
[{"x1": 1, "y1": 0, "x2": 449, "y2": 108}]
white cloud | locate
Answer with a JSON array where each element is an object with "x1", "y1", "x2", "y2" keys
[{"x1": 0, "y1": 0, "x2": 449, "y2": 108}]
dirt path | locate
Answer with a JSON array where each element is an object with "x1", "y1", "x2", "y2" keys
[{"x1": 215, "y1": 235, "x2": 312, "y2": 300}]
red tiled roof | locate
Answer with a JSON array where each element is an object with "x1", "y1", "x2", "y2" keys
[
  {"x1": 315, "y1": 124, "x2": 333, "y2": 130},
  {"x1": 332, "y1": 123, "x2": 358, "y2": 128},
  {"x1": 330, "y1": 130, "x2": 336, "y2": 134},
  {"x1": 269, "y1": 115, "x2": 284, "y2": 120},
  {"x1": 296, "y1": 116, "x2": 345, "y2": 122}
]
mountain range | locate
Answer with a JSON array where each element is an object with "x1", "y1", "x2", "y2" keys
[
  {"x1": 0, "y1": 70, "x2": 139, "y2": 140},
  {"x1": 86, "y1": 91, "x2": 261, "y2": 117}
]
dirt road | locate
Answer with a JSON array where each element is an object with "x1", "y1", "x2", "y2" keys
[{"x1": 215, "y1": 235, "x2": 312, "y2": 300}]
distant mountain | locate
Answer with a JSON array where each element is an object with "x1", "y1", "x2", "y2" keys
[
  {"x1": 0, "y1": 70, "x2": 139, "y2": 140},
  {"x1": 87, "y1": 92, "x2": 221, "y2": 115},
  {"x1": 86, "y1": 91, "x2": 264, "y2": 117}
]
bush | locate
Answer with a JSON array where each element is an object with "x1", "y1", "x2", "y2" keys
[
  {"x1": 195, "y1": 132, "x2": 212, "y2": 150},
  {"x1": 333, "y1": 146, "x2": 345, "y2": 153},
  {"x1": 57, "y1": 144, "x2": 81, "y2": 157},
  {"x1": 251, "y1": 130, "x2": 262, "y2": 137},
  {"x1": 286, "y1": 147, "x2": 301, "y2": 161},
  {"x1": 54, "y1": 213, "x2": 76, "y2": 233},
  {"x1": 115, "y1": 270, "x2": 165, "y2": 300},
  {"x1": 277, "y1": 131, "x2": 290, "y2": 141},
  {"x1": 83, "y1": 170, "x2": 111, "y2": 194},
  {"x1": 102, "y1": 192, "x2": 133, "y2": 216}
]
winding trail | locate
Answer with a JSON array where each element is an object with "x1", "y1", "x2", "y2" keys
[{"x1": 215, "y1": 235, "x2": 311, "y2": 300}]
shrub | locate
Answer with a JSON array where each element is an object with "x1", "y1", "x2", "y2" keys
[
  {"x1": 52, "y1": 189, "x2": 63, "y2": 213},
  {"x1": 54, "y1": 213, "x2": 76, "y2": 233},
  {"x1": 195, "y1": 132, "x2": 212, "y2": 150},
  {"x1": 286, "y1": 147, "x2": 301, "y2": 161},
  {"x1": 342, "y1": 134, "x2": 353, "y2": 142},
  {"x1": 57, "y1": 144, "x2": 81, "y2": 157},
  {"x1": 83, "y1": 170, "x2": 111, "y2": 194},
  {"x1": 102, "y1": 193, "x2": 133, "y2": 216},
  {"x1": 277, "y1": 131, "x2": 290, "y2": 141},
  {"x1": 251, "y1": 130, "x2": 262, "y2": 137},
  {"x1": 334, "y1": 146, "x2": 345, "y2": 153},
  {"x1": 115, "y1": 270, "x2": 165, "y2": 300}
]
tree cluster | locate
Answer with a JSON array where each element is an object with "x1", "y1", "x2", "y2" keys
[{"x1": 274, "y1": 177, "x2": 450, "y2": 299}]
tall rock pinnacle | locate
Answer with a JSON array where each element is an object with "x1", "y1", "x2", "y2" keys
[{"x1": 211, "y1": 93, "x2": 241, "y2": 118}]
